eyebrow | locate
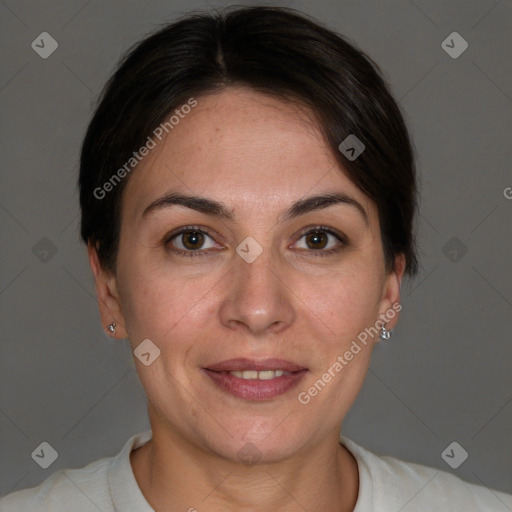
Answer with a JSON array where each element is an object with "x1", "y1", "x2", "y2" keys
[{"x1": 142, "y1": 191, "x2": 368, "y2": 224}]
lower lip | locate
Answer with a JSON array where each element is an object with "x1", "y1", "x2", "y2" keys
[{"x1": 202, "y1": 369, "x2": 308, "y2": 401}]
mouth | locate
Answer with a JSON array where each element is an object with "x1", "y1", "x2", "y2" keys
[{"x1": 202, "y1": 358, "x2": 308, "y2": 401}]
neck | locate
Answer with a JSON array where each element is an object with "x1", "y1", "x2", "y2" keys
[{"x1": 131, "y1": 424, "x2": 359, "y2": 512}]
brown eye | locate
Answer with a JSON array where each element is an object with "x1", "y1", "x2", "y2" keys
[
  {"x1": 294, "y1": 227, "x2": 346, "y2": 256},
  {"x1": 165, "y1": 227, "x2": 218, "y2": 255},
  {"x1": 304, "y1": 231, "x2": 328, "y2": 250},
  {"x1": 181, "y1": 231, "x2": 205, "y2": 250}
]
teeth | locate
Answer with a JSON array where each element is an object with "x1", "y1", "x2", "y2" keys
[{"x1": 228, "y1": 369, "x2": 289, "y2": 380}]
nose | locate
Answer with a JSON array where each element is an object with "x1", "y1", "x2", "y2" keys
[{"x1": 218, "y1": 245, "x2": 296, "y2": 336}]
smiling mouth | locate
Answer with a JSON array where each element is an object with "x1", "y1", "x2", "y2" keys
[
  {"x1": 222, "y1": 369, "x2": 291, "y2": 380},
  {"x1": 204, "y1": 357, "x2": 307, "y2": 373},
  {"x1": 202, "y1": 358, "x2": 308, "y2": 400}
]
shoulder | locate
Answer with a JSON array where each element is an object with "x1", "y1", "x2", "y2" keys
[
  {"x1": 0, "y1": 457, "x2": 112, "y2": 512},
  {"x1": 0, "y1": 430, "x2": 153, "y2": 512},
  {"x1": 341, "y1": 436, "x2": 512, "y2": 512}
]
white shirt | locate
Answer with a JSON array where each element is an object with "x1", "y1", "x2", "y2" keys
[{"x1": 1, "y1": 430, "x2": 510, "y2": 511}]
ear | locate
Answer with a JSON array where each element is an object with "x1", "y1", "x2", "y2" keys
[
  {"x1": 87, "y1": 242, "x2": 128, "y2": 339},
  {"x1": 376, "y1": 254, "x2": 406, "y2": 332}
]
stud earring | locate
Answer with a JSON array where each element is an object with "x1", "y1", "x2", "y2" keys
[
  {"x1": 107, "y1": 322, "x2": 116, "y2": 335},
  {"x1": 380, "y1": 325, "x2": 392, "y2": 340}
]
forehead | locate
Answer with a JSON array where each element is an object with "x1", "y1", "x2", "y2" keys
[{"x1": 121, "y1": 87, "x2": 375, "y2": 223}]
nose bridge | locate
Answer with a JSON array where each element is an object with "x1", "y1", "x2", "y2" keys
[
  {"x1": 237, "y1": 241, "x2": 277, "y2": 294},
  {"x1": 219, "y1": 238, "x2": 294, "y2": 334}
]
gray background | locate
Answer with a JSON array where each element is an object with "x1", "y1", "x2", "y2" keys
[{"x1": 1, "y1": 0, "x2": 511, "y2": 500}]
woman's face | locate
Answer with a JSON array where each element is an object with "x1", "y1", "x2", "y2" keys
[{"x1": 90, "y1": 87, "x2": 403, "y2": 462}]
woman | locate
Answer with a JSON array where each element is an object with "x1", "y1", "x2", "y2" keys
[{"x1": 1, "y1": 6, "x2": 510, "y2": 512}]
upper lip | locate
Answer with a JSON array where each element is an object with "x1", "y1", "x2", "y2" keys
[{"x1": 204, "y1": 358, "x2": 308, "y2": 373}]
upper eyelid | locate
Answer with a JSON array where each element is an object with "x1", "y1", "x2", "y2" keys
[
  {"x1": 291, "y1": 227, "x2": 346, "y2": 250},
  {"x1": 295, "y1": 225, "x2": 345, "y2": 239},
  {"x1": 165, "y1": 226, "x2": 219, "y2": 247}
]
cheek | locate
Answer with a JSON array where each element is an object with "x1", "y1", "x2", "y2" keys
[
  {"x1": 298, "y1": 265, "x2": 381, "y2": 338},
  {"x1": 117, "y1": 258, "x2": 218, "y2": 343}
]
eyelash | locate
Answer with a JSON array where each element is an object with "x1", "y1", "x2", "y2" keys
[{"x1": 163, "y1": 225, "x2": 347, "y2": 259}]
